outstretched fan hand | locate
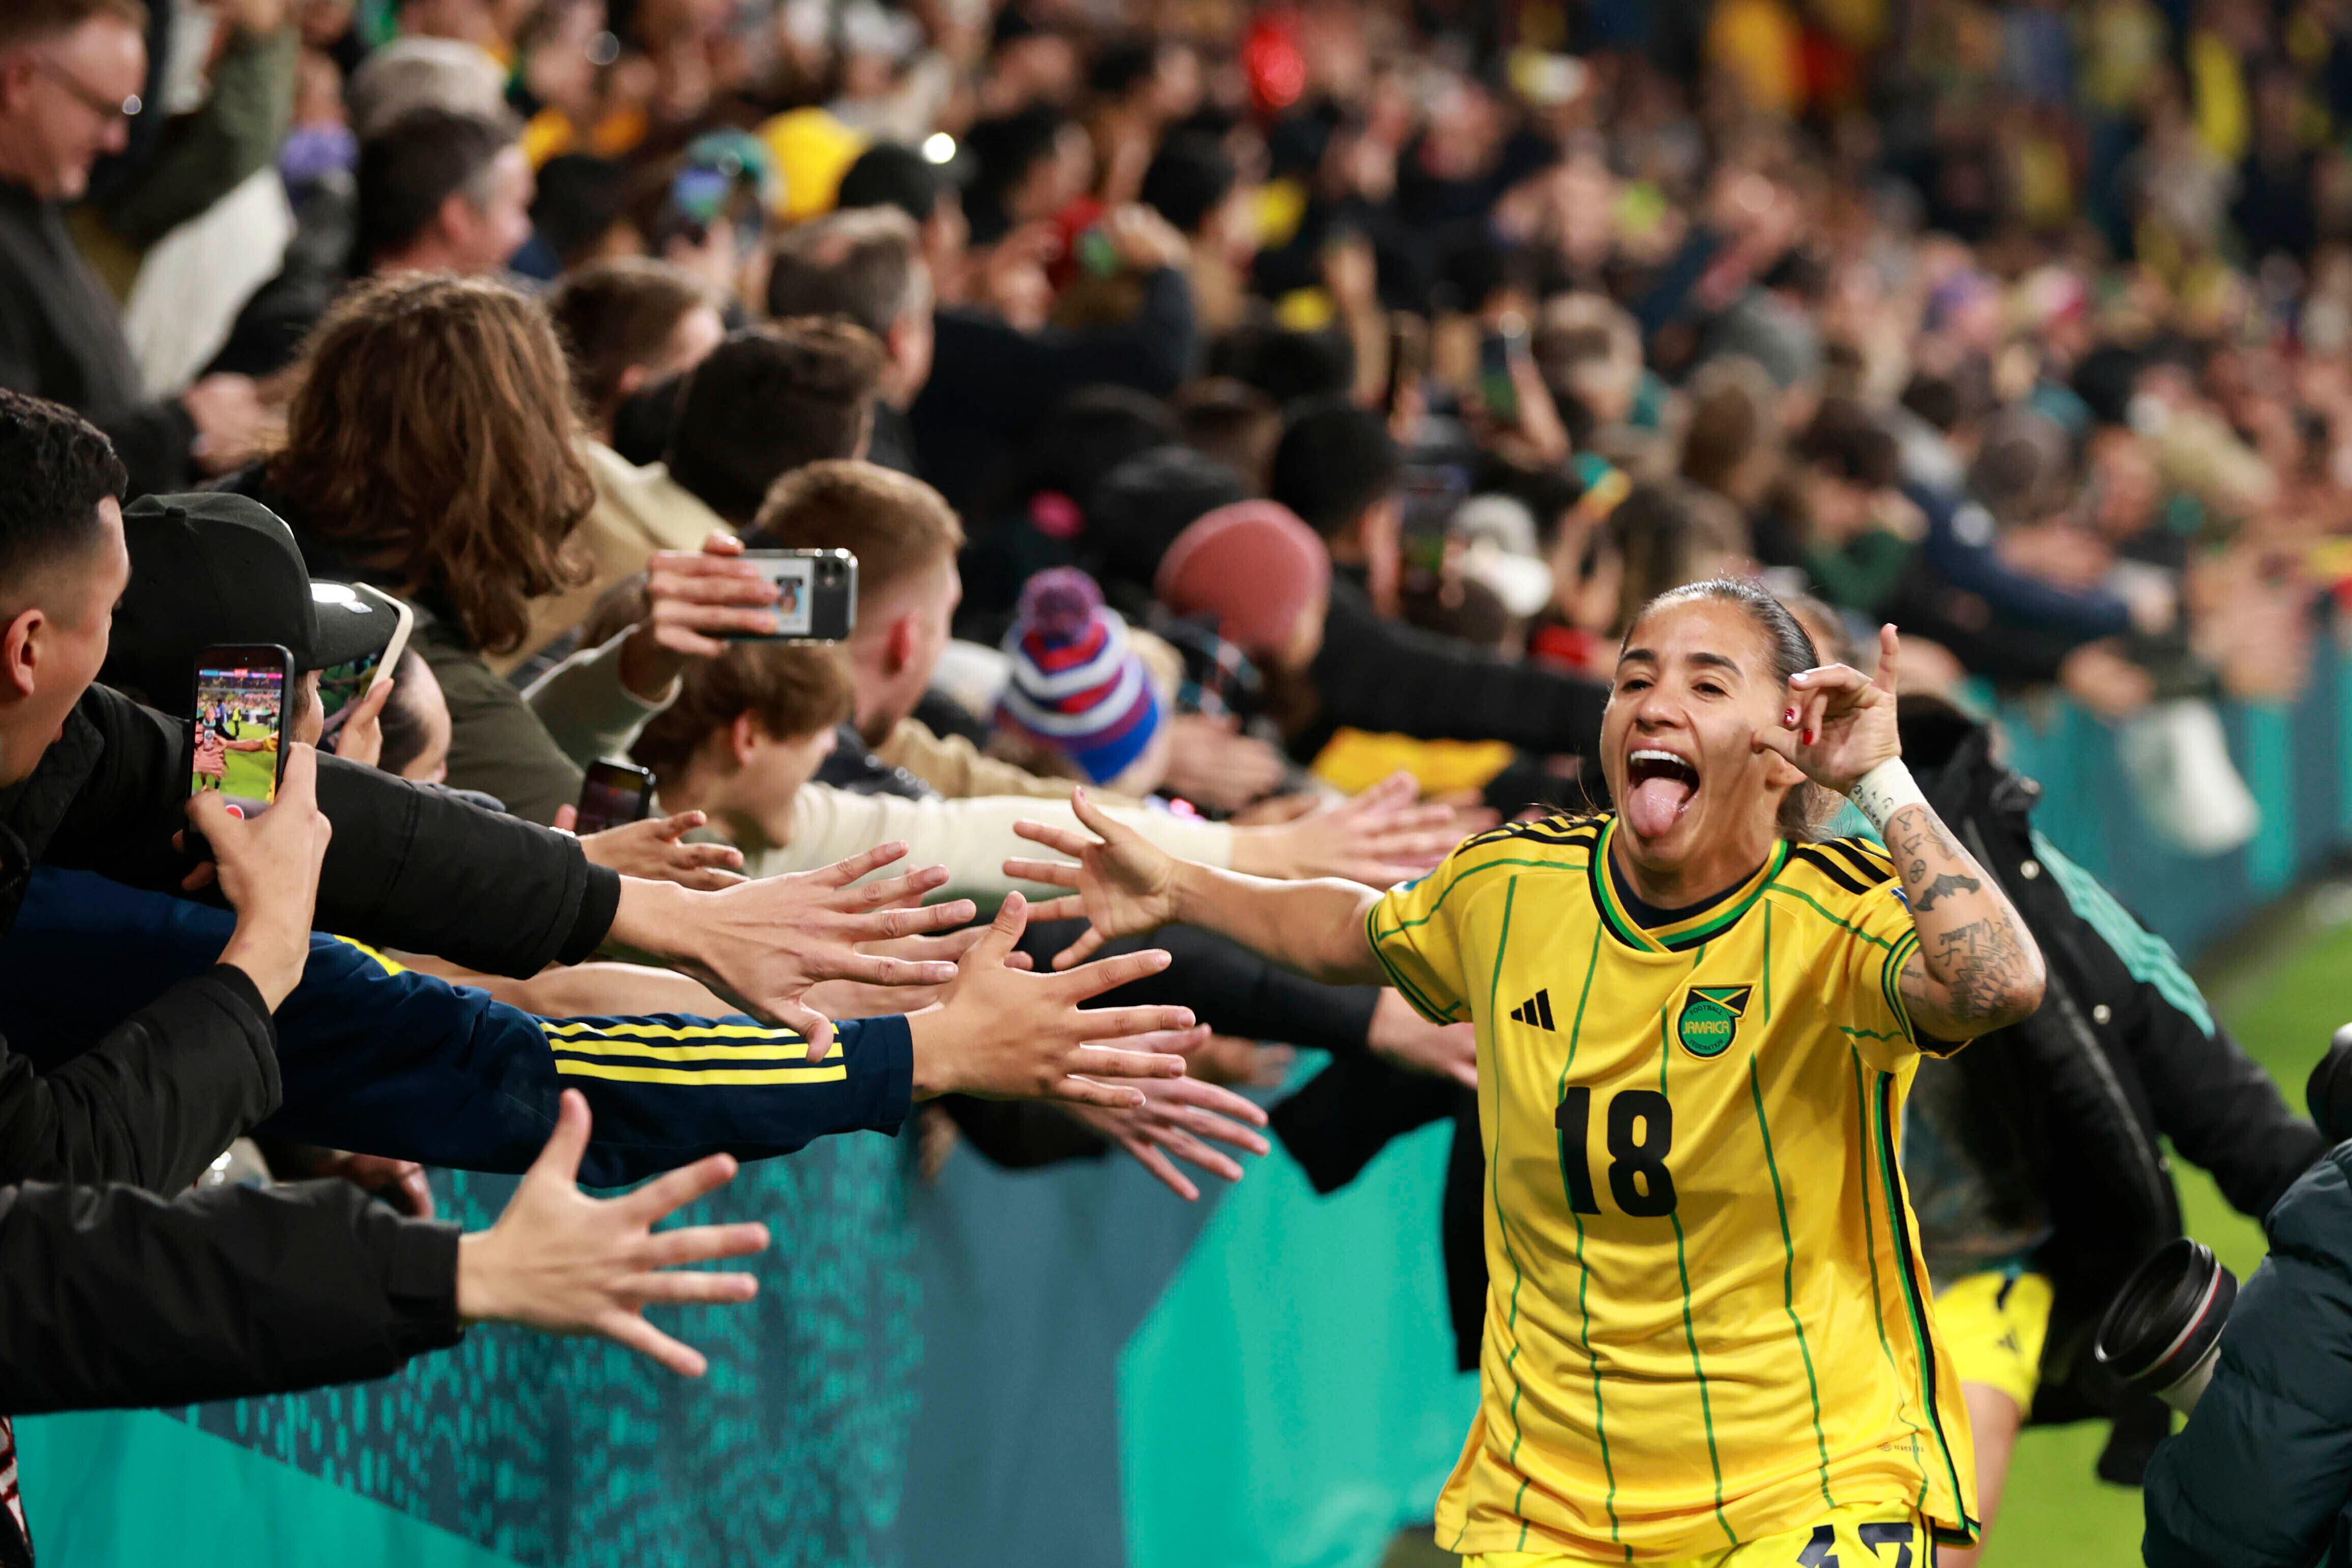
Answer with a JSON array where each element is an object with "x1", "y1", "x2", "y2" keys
[
  {"x1": 676, "y1": 841, "x2": 977, "y2": 1058},
  {"x1": 458, "y1": 1090, "x2": 770, "y2": 1378},
  {"x1": 1005, "y1": 788, "x2": 1185, "y2": 970},
  {"x1": 913, "y1": 890, "x2": 1197, "y2": 1108}
]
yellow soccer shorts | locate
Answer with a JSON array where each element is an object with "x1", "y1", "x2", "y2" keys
[
  {"x1": 1933, "y1": 1268, "x2": 2054, "y2": 1413},
  {"x1": 1464, "y1": 1502, "x2": 1932, "y2": 1568}
]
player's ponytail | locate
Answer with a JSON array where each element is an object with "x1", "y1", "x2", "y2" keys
[{"x1": 1624, "y1": 578, "x2": 1831, "y2": 842}]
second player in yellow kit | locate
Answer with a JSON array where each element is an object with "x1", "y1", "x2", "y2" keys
[
  {"x1": 1371, "y1": 812, "x2": 1966, "y2": 1558},
  {"x1": 1006, "y1": 580, "x2": 2049, "y2": 1566}
]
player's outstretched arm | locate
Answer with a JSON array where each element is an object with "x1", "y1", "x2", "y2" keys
[
  {"x1": 1762, "y1": 624, "x2": 2046, "y2": 1041},
  {"x1": 1005, "y1": 789, "x2": 1391, "y2": 986}
]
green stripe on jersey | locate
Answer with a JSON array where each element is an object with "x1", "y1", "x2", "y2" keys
[
  {"x1": 1553, "y1": 926, "x2": 1622, "y2": 1546},
  {"x1": 1849, "y1": 1049, "x2": 1932, "y2": 1478},
  {"x1": 1479, "y1": 879, "x2": 1534, "y2": 1553},
  {"x1": 1661, "y1": 1014, "x2": 1735, "y2": 1547},
  {"x1": 1749, "y1": 1058, "x2": 1836, "y2": 1511},
  {"x1": 1872, "y1": 1072, "x2": 1978, "y2": 1538}
]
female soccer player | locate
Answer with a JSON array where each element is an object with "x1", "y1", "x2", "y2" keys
[{"x1": 1006, "y1": 579, "x2": 2047, "y2": 1566}]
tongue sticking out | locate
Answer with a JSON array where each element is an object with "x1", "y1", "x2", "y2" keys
[{"x1": 1626, "y1": 775, "x2": 1694, "y2": 838}]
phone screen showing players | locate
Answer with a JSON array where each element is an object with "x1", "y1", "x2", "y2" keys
[
  {"x1": 191, "y1": 664, "x2": 285, "y2": 815},
  {"x1": 316, "y1": 651, "x2": 381, "y2": 725}
]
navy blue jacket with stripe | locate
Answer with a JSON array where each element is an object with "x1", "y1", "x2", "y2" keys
[{"x1": 0, "y1": 868, "x2": 911, "y2": 1187}]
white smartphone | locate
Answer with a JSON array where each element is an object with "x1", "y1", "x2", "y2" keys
[
  {"x1": 736, "y1": 549, "x2": 858, "y2": 642},
  {"x1": 315, "y1": 584, "x2": 415, "y2": 742}
]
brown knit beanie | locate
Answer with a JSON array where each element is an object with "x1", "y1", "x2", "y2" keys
[{"x1": 1152, "y1": 500, "x2": 1332, "y2": 659}]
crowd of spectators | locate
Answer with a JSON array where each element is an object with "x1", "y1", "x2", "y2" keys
[
  {"x1": 8, "y1": 0, "x2": 2346, "y2": 832},
  {"x1": 2, "y1": 0, "x2": 2351, "y2": 1557}
]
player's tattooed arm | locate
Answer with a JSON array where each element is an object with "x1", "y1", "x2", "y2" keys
[
  {"x1": 1885, "y1": 803, "x2": 2046, "y2": 1040},
  {"x1": 1764, "y1": 621, "x2": 2044, "y2": 1040}
]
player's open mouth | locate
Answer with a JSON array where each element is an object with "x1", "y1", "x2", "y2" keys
[{"x1": 1625, "y1": 747, "x2": 1700, "y2": 837}]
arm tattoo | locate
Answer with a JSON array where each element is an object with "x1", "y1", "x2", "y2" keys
[
  {"x1": 1885, "y1": 810, "x2": 1961, "y2": 864},
  {"x1": 1900, "y1": 916, "x2": 2038, "y2": 1028},
  {"x1": 1882, "y1": 802, "x2": 2044, "y2": 1033},
  {"x1": 1910, "y1": 870, "x2": 1982, "y2": 911}
]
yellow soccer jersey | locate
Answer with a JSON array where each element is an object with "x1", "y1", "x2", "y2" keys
[{"x1": 1367, "y1": 812, "x2": 1978, "y2": 1561}]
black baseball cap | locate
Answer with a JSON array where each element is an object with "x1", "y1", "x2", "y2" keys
[{"x1": 104, "y1": 493, "x2": 404, "y2": 715}]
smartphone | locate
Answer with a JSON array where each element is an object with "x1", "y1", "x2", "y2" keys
[
  {"x1": 1075, "y1": 225, "x2": 1121, "y2": 278},
  {"x1": 1479, "y1": 313, "x2": 1528, "y2": 424},
  {"x1": 1398, "y1": 463, "x2": 1469, "y2": 576},
  {"x1": 190, "y1": 644, "x2": 292, "y2": 819},
  {"x1": 734, "y1": 549, "x2": 857, "y2": 642},
  {"x1": 1383, "y1": 311, "x2": 1429, "y2": 417},
  {"x1": 575, "y1": 759, "x2": 656, "y2": 835},
  {"x1": 315, "y1": 584, "x2": 415, "y2": 744}
]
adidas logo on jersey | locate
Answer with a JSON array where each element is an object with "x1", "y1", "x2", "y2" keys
[{"x1": 1509, "y1": 990, "x2": 1556, "y2": 1030}]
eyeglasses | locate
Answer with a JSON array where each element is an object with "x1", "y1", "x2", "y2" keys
[{"x1": 35, "y1": 57, "x2": 141, "y2": 122}]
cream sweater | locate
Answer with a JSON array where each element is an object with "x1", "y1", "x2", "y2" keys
[{"x1": 745, "y1": 784, "x2": 1234, "y2": 901}]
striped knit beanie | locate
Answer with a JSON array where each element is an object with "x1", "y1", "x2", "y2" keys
[{"x1": 996, "y1": 568, "x2": 1165, "y2": 783}]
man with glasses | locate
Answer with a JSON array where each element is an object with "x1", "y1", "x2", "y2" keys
[{"x1": 0, "y1": 0, "x2": 270, "y2": 497}]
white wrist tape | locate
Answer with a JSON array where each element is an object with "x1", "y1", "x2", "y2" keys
[{"x1": 1847, "y1": 759, "x2": 1927, "y2": 836}]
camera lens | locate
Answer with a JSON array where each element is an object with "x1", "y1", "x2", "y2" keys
[{"x1": 2095, "y1": 1237, "x2": 2235, "y2": 1415}]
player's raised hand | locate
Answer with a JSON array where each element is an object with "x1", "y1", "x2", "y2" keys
[
  {"x1": 1755, "y1": 622, "x2": 1903, "y2": 796},
  {"x1": 455, "y1": 1090, "x2": 768, "y2": 1377},
  {"x1": 1005, "y1": 788, "x2": 1184, "y2": 968},
  {"x1": 906, "y1": 891, "x2": 1195, "y2": 1108}
]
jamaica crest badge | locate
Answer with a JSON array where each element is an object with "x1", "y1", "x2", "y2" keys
[{"x1": 1676, "y1": 985, "x2": 1752, "y2": 1059}]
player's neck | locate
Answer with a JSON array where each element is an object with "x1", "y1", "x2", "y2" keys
[{"x1": 1609, "y1": 820, "x2": 1780, "y2": 912}]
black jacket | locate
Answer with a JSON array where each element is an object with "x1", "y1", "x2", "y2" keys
[
  {"x1": 0, "y1": 1173, "x2": 459, "y2": 1568},
  {"x1": 911, "y1": 268, "x2": 1197, "y2": 512},
  {"x1": 0, "y1": 183, "x2": 196, "y2": 498},
  {"x1": 11, "y1": 683, "x2": 619, "y2": 976},
  {"x1": 1273, "y1": 699, "x2": 2318, "y2": 1480},
  {"x1": 0, "y1": 1176, "x2": 460, "y2": 1417},
  {"x1": 0, "y1": 683, "x2": 615, "y2": 1186},
  {"x1": 2141, "y1": 1143, "x2": 2352, "y2": 1568},
  {"x1": 0, "y1": 1173, "x2": 463, "y2": 1568},
  {"x1": 0, "y1": 683, "x2": 616, "y2": 1562},
  {"x1": 1899, "y1": 701, "x2": 2318, "y2": 1478},
  {"x1": 0, "y1": 963, "x2": 277, "y2": 1190},
  {"x1": 1297, "y1": 574, "x2": 1610, "y2": 763}
]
